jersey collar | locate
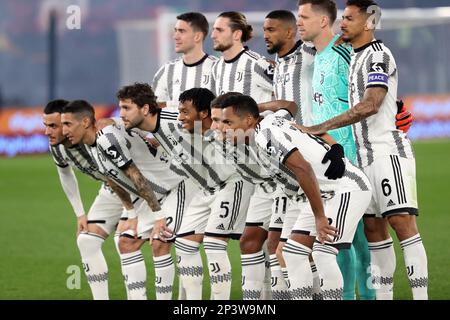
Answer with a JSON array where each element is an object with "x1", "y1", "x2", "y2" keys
[
  {"x1": 277, "y1": 40, "x2": 303, "y2": 59},
  {"x1": 353, "y1": 39, "x2": 382, "y2": 53},
  {"x1": 183, "y1": 53, "x2": 209, "y2": 67},
  {"x1": 224, "y1": 46, "x2": 248, "y2": 63}
]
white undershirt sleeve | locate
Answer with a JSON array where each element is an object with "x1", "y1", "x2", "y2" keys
[{"x1": 56, "y1": 165, "x2": 85, "y2": 217}]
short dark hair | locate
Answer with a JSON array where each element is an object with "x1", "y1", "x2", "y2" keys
[
  {"x1": 210, "y1": 92, "x2": 243, "y2": 109},
  {"x1": 298, "y1": 0, "x2": 337, "y2": 25},
  {"x1": 116, "y1": 82, "x2": 158, "y2": 114},
  {"x1": 218, "y1": 11, "x2": 253, "y2": 42},
  {"x1": 265, "y1": 10, "x2": 297, "y2": 27},
  {"x1": 63, "y1": 100, "x2": 95, "y2": 122},
  {"x1": 44, "y1": 99, "x2": 69, "y2": 114},
  {"x1": 346, "y1": 0, "x2": 379, "y2": 13},
  {"x1": 177, "y1": 12, "x2": 209, "y2": 39},
  {"x1": 220, "y1": 94, "x2": 259, "y2": 119},
  {"x1": 179, "y1": 88, "x2": 216, "y2": 116}
]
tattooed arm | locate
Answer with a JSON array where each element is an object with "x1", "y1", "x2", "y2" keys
[
  {"x1": 122, "y1": 162, "x2": 161, "y2": 212},
  {"x1": 106, "y1": 178, "x2": 134, "y2": 210},
  {"x1": 306, "y1": 86, "x2": 388, "y2": 135}
]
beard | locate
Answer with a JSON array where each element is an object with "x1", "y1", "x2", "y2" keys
[
  {"x1": 214, "y1": 42, "x2": 233, "y2": 52},
  {"x1": 266, "y1": 42, "x2": 283, "y2": 55}
]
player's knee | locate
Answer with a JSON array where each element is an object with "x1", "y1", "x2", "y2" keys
[
  {"x1": 118, "y1": 235, "x2": 140, "y2": 254},
  {"x1": 388, "y1": 215, "x2": 418, "y2": 240},
  {"x1": 151, "y1": 240, "x2": 171, "y2": 257},
  {"x1": 240, "y1": 236, "x2": 263, "y2": 254},
  {"x1": 76, "y1": 233, "x2": 103, "y2": 254},
  {"x1": 364, "y1": 218, "x2": 389, "y2": 242}
]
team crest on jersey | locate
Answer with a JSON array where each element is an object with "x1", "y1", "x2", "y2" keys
[
  {"x1": 236, "y1": 71, "x2": 243, "y2": 82},
  {"x1": 202, "y1": 75, "x2": 210, "y2": 85}
]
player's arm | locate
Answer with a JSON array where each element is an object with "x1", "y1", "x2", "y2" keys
[
  {"x1": 258, "y1": 100, "x2": 298, "y2": 117},
  {"x1": 55, "y1": 165, "x2": 88, "y2": 235},
  {"x1": 305, "y1": 86, "x2": 387, "y2": 135},
  {"x1": 284, "y1": 150, "x2": 338, "y2": 243},
  {"x1": 106, "y1": 178, "x2": 134, "y2": 211},
  {"x1": 122, "y1": 162, "x2": 161, "y2": 212}
]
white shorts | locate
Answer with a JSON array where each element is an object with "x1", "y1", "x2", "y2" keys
[
  {"x1": 363, "y1": 155, "x2": 418, "y2": 218},
  {"x1": 160, "y1": 179, "x2": 197, "y2": 241},
  {"x1": 87, "y1": 183, "x2": 124, "y2": 235},
  {"x1": 121, "y1": 197, "x2": 156, "y2": 239},
  {"x1": 245, "y1": 184, "x2": 289, "y2": 232},
  {"x1": 121, "y1": 179, "x2": 198, "y2": 240},
  {"x1": 177, "y1": 179, "x2": 254, "y2": 239},
  {"x1": 291, "y1": 190, "x2": 372, "y2": 250},
  {"x1": 280, "y1": 197, "x2": 304, "y2": 241}
]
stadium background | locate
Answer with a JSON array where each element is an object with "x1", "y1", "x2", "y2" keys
[{"x1": 0, "y1": 0, "x2": 449, "y2": 299}]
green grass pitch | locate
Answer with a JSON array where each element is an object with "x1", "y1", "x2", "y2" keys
[{"x1": 0, "y1": 140, "x2": 449, "y2": 299}]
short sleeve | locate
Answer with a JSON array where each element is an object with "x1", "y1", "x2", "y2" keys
[
  {"x1": 254, "y1": 57, "x2": 275, "y2": 92},
  {"x1": 97, "y1": 128, "x2": 132, "y2": 169},
  {"x1": 152, "y1": 64, "x2": 169, "y2": 102},
  {"x1": 256, "y1": 114, "x2": 298, "y2": 165},
  {"x1": 365, "y1": 50, "x2": 396, "y2": 90}
]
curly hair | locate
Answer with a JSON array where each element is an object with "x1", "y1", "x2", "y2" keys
[{"x1": 116, "y1": 82, "x2": 159, "y2": 114}]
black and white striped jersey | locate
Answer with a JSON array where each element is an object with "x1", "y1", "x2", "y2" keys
[
  {"x1": 273, "y1": 40, "x2": 316, "y2": 125},
  {"x1": 50, "y1": 143, "x2": 104, "y2": 181},
  {"x1": 170, "y1": 130, "x2": 240, "y2": 194},
  {"x1": 220, "y1": 141, "x2": 278, "y2": 194},
  {"x1": 348, "y1": 39, "x2": 414, "y2": 168},
  {"x1": 91, "y1": 124, "x2": 182, "y2": 200},
  {"x1": 255, "y1": 109, "x2": 371, "y2": 198},
  {"x1": 152, "y1": 54, "x2": 218, "y2": 108},
  {"x1": 212, "y1": 47, "x2": 274, "y2": 103}
]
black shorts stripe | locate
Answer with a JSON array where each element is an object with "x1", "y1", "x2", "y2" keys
[
  {"x1": 228, "y1": 181, "x2": 243, "y2": 230},
  {"x1": 390, "y1": 155, "x2": 406, "y2": 205}
]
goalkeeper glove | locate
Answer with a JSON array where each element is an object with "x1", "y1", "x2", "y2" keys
[{"x1": 396, "y1": 100, "x2": 413, "y2": 133}]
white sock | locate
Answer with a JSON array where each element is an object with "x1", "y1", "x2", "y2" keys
[
  {"x1": 281, "y1": 267, "x2": 291, "y2": 293},
  {"x1": 204, "y1": 238, "x2": 232, "y2": 300},
  {"x1": 77, "y1": 233, "x2": 109, "y2": 300},
  {"x1": 269, "y1": 254, "x2": 290, "y2": 300},
  {"x1": 175, "y1": 238, "x2": 203, "y2": 300},
  {"x1": 400, "y1": 234, "x2": 428, "y2": 300},
  {"x1": 114, "y1": 233, "x2": 130, "y2": 299},
  {"x1": 368, "y1": 238, "x2": 396, "y2": 300},
  {"x1": 312, "y1": 243, "x2": 343, "y2": 300},
  {"x1": 310, "y1": 261, "x2": 323, "y2": 300},
  {"x1": 283, "y1": 240, "x2": 313, "y2": 300},
  {"x1": 241, "y1": 251, "x2": 266, "y2": 300},
  {"x1": 261, "y1": 243, "x2": 272, "y2": 300},
  {"x1": 153, "y1": 254, "x2": 175, "y2": 300},
  {"x1": 120, "y1": 250, "x2": 147, "y2": 300}
]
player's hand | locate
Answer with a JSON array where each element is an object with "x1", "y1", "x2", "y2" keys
[
  {"x1": 315, "y1": 216, "x2": 339, "y2": 244},
  {"x1": 322, "y1": 144, "x2": 346, "y2": 180},
  {"x1": 96, "y1": 118, "x2": 115, "y2": 131},
  {"x1": 150, "y1": 218, "x2": 173, "y2": 245},
  {"x1": 76, "y1": 215, "x2": 88, "y2": 237},
  {"x1": 396, "y1": 100, "x2": 413, "y2": 133},
  {"x1": 146, "y1": 137, "x2": 160, "y2": 148},
  {"x1": 123, "y1": 217, "x2": 138, "y2": 239}
]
